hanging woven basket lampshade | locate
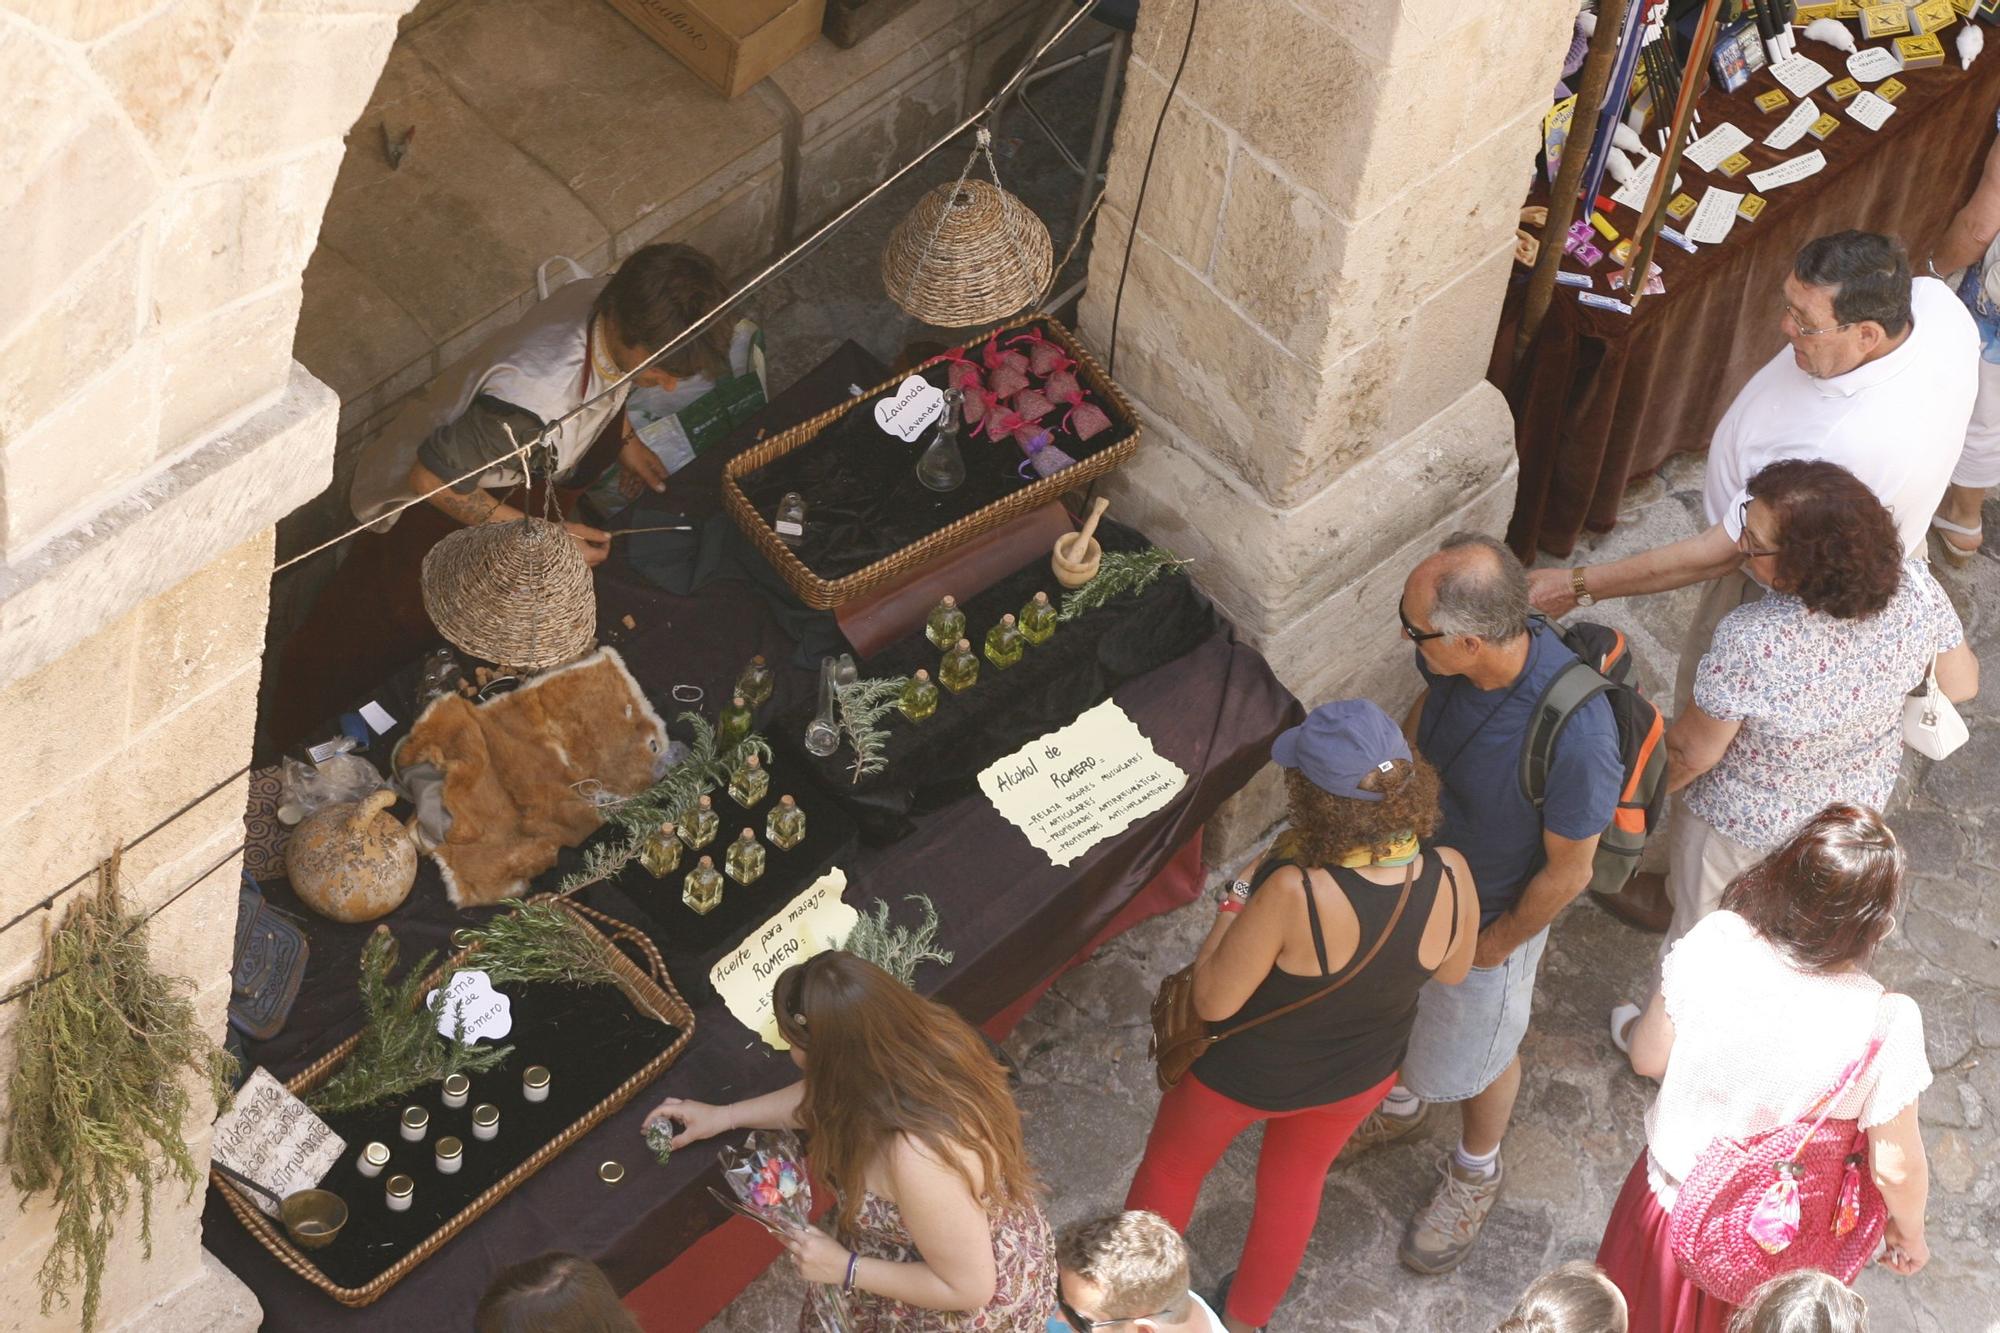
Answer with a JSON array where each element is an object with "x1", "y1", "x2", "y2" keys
[
  {"x1": 882, "y1": 177, "x2": 1053, "y2": 328},
  {"x1": 420, "y1": 517, "x2": 596, "y2": 670}
]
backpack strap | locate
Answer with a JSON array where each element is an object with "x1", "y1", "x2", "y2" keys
[
  {"x1": 1210, "y1": 863, "x2": 1414, "y2": 1043},
  {"x1": 1520, "y1": 658, "x2": 1613, "y2": 810}
]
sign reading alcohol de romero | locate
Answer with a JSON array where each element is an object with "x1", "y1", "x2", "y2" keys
[{"x1": 979, "y1": 699, "x2": 1189, "y2": 868}]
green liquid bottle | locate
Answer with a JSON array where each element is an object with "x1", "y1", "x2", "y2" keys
[
  {"x1": 766, "y1": 794, "x2": 806, "y2": 850},
  {"x1": 718, "y1": 694, "x2": 754, "y2": 750},
  {"x1": 899, "y1": 668, "x2": 939, "y2": 722},
  {"x1": 678, "y1": 794, "x2": 720, "y2": 851},
  {"x1": 727, "y1": 753, "x2": 770, "y2": 808},
  {"x1": 939, "y1": 638, "x2": 980, "y2": 693},
  {"x1": 984, "y1": 614, "x2": 1025, "y2": 669},
  {"x1": 735, "y1": 654, "x2": 775, "y2": 708},
  {"x1": 724, "y1": 828, "x2": 766, "y2": 886},
  {"x1": 682, "y1": 856, "x2": 724, "y2": 915},
  {"x1": 640, "y1": 822, "x2": 683, "y2": 877},
  {"x1": 1019, "y1": 591, "x2": 1058, "y2": 646},
  {"x1": 925, "y1": 595, "x2": 966, "y2": 650}
]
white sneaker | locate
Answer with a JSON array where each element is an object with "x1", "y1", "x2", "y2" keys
[{"x1": 1610, "y1": 1002, "x2": 1641, "y2": 1056}]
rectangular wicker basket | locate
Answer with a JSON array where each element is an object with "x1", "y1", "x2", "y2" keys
[
  {"x1": 722, "y1": 313, "x2": 1139, "y2": 609},
  {"x1": 212, "y1": 900, "x2": 695, "y2": 1307}
]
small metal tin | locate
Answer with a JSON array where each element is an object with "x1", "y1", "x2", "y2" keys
[
  {"x1": 441, "y1": 1073, "x2": 470, "y2": 1108},
  {"x1": 451, "y1": 928, "x2": 477, "y2": 950},
  {"x1": 356, "y1": 1141, "x2": 391, "y2": 1178},
  {"x1": 434, "y1": 1135, "x2": 463, "y2": 1175},
  {"x1": 386, "y1": 1174, "x2": 415, "y2": 1212},
  {"x1": 400, "y1": 1106, "x2": 429, "y2": 1142},
  {"x1": 523, "y1": 1066, "x2": 551, "y2": 1103},
  {"x1": 471, "y1": 1103, "x2": 500, "y2": 1141},
  {"x1": 598, "y1": 1160, "x2": 626, "y2": 1184}
]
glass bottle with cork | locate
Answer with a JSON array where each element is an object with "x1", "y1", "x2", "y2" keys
[
  {"x1": 735, "y1": 654, "x2": 775, "y2": 708},
  {"x1": 984, "y1": 614, "x2": 1025, "y2": 669},
  {"x1": 683, "y1": 856, "x2": 724, "y2": 914},
  {"x1": 678, "y1": 794, "x2": 720, "y2": 851},
  {"x1": 640, "y1": 821, "x2": 683, "y2": 876},
  {"x1": 1019, "y1": 591, "x2": 1058, "y2": 646},
  {"x1": 899, "y1": 668, "x2": 939, "y2": 722},
  {"x1": 766, "y1": 794, "x2": 807, "y2": 850},
  {"x1": 727, "y1": 753, "x2": 770, "y2": 808},
  {"x1": 939, "y1": 638, "x2": 980, "y2": 693},
  {"x1": 718, "y1": 695, "x2": 754, "y2": 749},
  {"x1": 724, "y1": 828, "x2": 766, "y2": 885},
  {"x1": 925, "y1": 595, "x2": 966, "y2": 649}
]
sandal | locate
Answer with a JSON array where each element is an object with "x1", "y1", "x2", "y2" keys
[
  {"x1": 1610, "y1": 1002, "x2": 1641, "y2": 1056},
  {"x1": 1931, "y1": 514, "x2": 1983, "y2": 568}
]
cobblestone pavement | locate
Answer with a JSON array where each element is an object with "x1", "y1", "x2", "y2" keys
[{"x1": 711, "y1": 455, "x2": 2000, "y2": 1332}]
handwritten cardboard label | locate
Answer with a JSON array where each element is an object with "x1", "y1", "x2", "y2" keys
[
  {"x1": 1684, "y1": 122, "x2": 1752, "y2": 172},
  {"x1": 1764, "y1": 97, "x2": 1821, "y2": 149},
  {"x1": 978, "y1": 700, "x2": 1189, "y2": 868},
  {"x1": 1769, "y1": 53, "x2": 1835, "y2": 97},
  {"x1": 1748, "y1": 150, "x2": 1828, "y2": 191},
  {"x1": 211, "y1": 1067, "x2": 346, "y2": 1218},
  {"x1": 1686, "y1": 187, "x2": 1745, "y2": 245},
  {"x1": 427, "y1": 970, "x2": 513, "y2": 1043},
  {"x1": 1846, "y1": 90, "x2": 1897, "y2": 130},
  {"x1": 709, "y1": 869, "x2": 859, "y2": 1050},
  {"x1": 1846, "y1": 46, "x2": 1903, "y2": 81},
  {"x1": 872, "y1": 376, "x2": 946, "y2": 442}
]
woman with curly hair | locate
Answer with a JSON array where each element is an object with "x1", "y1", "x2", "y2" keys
[
  {"x1": 1124, "y1": 700, "x2": 1478, "y2": 1332},
  {"x1": 1609, "y1": 459, "x2": 1976, "y2": 1052}
]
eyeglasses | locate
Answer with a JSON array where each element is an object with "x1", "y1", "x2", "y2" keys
[
  {"x1": 1736, "y1": 499, "x2": 1782, "y2": 559},
  {"x1": 1057, "y1": 1296, "x2": 1175, "y2": 1330},
  {"x1": 1398, "y1": 596, "x2": 1447, "y2": 644},
  {"x1": 1782, "y1": 303, "x2": 1851, "y2": 338}
]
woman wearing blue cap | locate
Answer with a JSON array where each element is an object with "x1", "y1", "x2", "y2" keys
[{"x1": 1124, "y1": 700, "x2": 1479, "y2": 1332}]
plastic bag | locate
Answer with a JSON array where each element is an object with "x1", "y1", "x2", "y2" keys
[{"x1": 276, "y1": 744, "x2": 387, "y2": 825}]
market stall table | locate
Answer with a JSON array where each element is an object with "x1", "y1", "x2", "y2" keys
[{"x1": 1502, "y1": 34, "x2": 2000, "y2": 558}]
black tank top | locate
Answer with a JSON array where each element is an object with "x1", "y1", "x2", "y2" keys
[{"x1": 1191, "y1": 856, "x2": 1454, "y2": 1111}]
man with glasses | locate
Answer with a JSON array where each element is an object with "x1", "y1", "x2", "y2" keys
[
  {"x1": 1528, "y1": 229, "x2": 1977, "y2": 933},
  {"x1": 1052, "y1": 1211, "x2": 1223, "y2": 1333}
]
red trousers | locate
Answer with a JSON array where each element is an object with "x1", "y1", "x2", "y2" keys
[
  {"x1": 1597, "y1": 1154, "x2": 1737, "y2": 1333},
  {"x1": 1125, "y1": 1070, "x2": 1395, "y2": 1328}
]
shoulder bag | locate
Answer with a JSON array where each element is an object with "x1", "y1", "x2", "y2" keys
[
  {"x1": 1148, "y1": 859, "x2": 1413, "y2": 1092},
  {"x1": 1903, "y1": 654, "x2": 1968, "y2": 760}
]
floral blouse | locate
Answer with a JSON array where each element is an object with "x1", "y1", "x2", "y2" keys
[
  {"x1": 1684, "y1": 559, "x2": 1963, "y2": 850},
  {"x1": 801, "y1": 1190, "x2": 1056, "y2": 1332}
]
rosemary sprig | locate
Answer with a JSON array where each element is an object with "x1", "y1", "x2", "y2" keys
[
  {"x1": 1057, "y1": 547, "x2": 1191, "y2": 621},
  {"x1": 835, "y1": 677, "x2": 909, "y2": 785}
]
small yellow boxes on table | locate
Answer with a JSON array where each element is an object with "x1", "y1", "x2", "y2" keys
[
  {"x1": 1859, "y1": 1, "x2": 1911, "y2": 36},
  {"x1": 1909, "y1": 0, "x2": 1959, "y2": 34},
  {"x1": 1827, "y1": 78, "x2": 1861, "y2": 102},
  {"x1": 1756, "y1": 89, "x2": 1792, "y2": 114}
]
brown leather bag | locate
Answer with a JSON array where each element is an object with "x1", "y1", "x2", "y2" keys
[{"x1": 1149, "y1": 858, "x2": 1415, "y2": 1092}]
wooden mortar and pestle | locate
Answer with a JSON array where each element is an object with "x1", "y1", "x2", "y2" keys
[
  {"x1": 1052, "y1": 495, "x2": 1109, "y2": 588},
  {"x1": 212, "y1": 1161, "x2": 349, "y2": 1250}
]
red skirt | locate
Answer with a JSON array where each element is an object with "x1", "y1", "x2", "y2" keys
[{"x1": 1596, "y1": 1154, "x2": 1737, "y2": 1333}]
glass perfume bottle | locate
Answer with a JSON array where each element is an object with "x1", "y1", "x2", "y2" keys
[
  {"x1": 804, "y1": 657, "x2": 840, "y2": 757},
  {"x1": 718, "y1": 694, "x2": 754, "y2": 749},
  {"x1": 727, "y1": 753, "x2": 770, "y2": 808},
  {"x1": 915, "y1": 388, "x2": 967, "y2": 492},
  {"x1": 640, "y1": 822, "x2": 683, "y2": 877},
  {"x1": 939, "y1": 638, "x2": 980, "y2": 693},
  {"x1": 735, "y1": 654, "x2": 775, "y2": 708},
  {"x1": 724, "y1": 828, "x2": 766, "y2": 886},
  {"x1": 766, "y1": 794, "x2": 806, "y2": 850},
  {"x1": 984, "y1": 614, "x2": 1025, "y2": 669},
  {"x1": 774, "y1": 492, "x2": 807, "y2": 549},
  {"x1": 1019, "y1": 591, "x2": 1058, "y2": 646},
  {"x1": 899, "y1": 668, "x2": 939, "y2": 722},
  {"x1": 925, "y1": 595, "x2": 966, "y2": 650},
  {"x1": 678, "y1": 794, "x2": 719, "y2": 851},
  {"x1": 682, "y1": 856, "x2": 724, "y2": 915}
]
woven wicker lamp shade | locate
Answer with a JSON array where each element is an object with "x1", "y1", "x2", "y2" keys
[
  {"x1": 882, "y1": 178, "x2": 1053, "y2": 328},
  {"x1": 420, "y1": 517, "x2": 596, "y2": 669}
]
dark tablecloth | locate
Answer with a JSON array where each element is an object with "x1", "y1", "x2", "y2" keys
[{"x1": 1503, "y1": 39, "x2": 2000, "y2": 558}]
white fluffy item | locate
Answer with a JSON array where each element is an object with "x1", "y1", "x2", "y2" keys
[
  {"x1": 1802, "y1": 17, "x2": 1857, "y2": 55},
  {"x1": 1960, "y1": 24, "x2": 1984, "y2": 70}
]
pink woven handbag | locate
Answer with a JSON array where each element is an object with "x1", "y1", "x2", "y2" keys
[{"x1": 1667, "y1": 1005, "x2": 1892, "y2": 1304}]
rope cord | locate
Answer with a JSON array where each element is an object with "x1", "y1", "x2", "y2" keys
[{"x1": 1106, "y1": 0, "x2": 1201, "y2": 376}]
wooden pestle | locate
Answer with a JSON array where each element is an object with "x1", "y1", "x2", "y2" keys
[{"x1": 1062, "y1": 495, "x2": 1110, "y2": 562}]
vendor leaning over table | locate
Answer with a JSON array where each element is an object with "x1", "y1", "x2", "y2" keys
[{"x1": 266, "y1": 242, "x2": 767, "y2": 752}]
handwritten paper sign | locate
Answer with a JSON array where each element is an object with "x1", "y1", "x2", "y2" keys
[
  {"x1": 1764, "y1": 97, "x2": 1821, "y2": 149},
  {"x1": 710, "y1": 869, "x2": 859, "y2": 1050},
  {"x1": 211, "y1": 1068, "x2": 346, "y2": 1217},
  {"x1": 1748, "y1": 150, "x2": 1828, "y2": 191},
  {"x1": 426, "y1": 970, "x2": 513, "y2": 1043},
  {"x1": 1686, "y1": 187, "x2": 1745, "y2": 244},
  {"x1": 1610, "y1": 151, "x2": 1663, "y2": 212},
  {"x1": 873, "y1": 376, "x2": 946, "y2": 441},
  {"x1": 1847, "y1": 46, "x2": 1903, "y2": 81},
  {"x1": 978, "y1": 700, "x2": 1189, "y2": 868},
  {"x1": 1847, "y1": 90, "x2": 1897, "y2": 129},
  {"x1": 1770, "y1": 52, "x2": 1835, "y2": 97},
  {"x1": 1684, "y1": 122, "x2": 1752, "y2": 172}
]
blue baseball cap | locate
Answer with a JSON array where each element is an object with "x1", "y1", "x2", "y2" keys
[{"x1": 1270, "y1": 699, "x2": 1411, "y2": 802}]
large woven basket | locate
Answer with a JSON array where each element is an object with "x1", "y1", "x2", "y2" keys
[
  {"x1": 212, "y1": 899, "x2": 694, "y2": 1307},
  {"x1": 420, "y1": 516, "x2": 597, "y2": 669},
  {"x1": 882, "y1": 178, "x2": 1053, "y2": 328},
  {"x1": 722, "y1": 314, "x2": 1138, "y2": 609}
]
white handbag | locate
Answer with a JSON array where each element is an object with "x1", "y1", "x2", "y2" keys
[{"x1": 1903, "y1": 655, "x2": 1969, "y2": 760}]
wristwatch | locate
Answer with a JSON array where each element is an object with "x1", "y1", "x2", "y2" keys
[
  {"x1": 1216, "y1": 879, "x2": 1251, "y2": 908},
  {"x1": 1570, "y1": 567, "x2": 1595, "y2": 608}
]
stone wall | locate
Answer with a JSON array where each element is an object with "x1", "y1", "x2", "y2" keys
[{"x1": 1075, "y1": 0, "x2": 1574, "y2": 857}]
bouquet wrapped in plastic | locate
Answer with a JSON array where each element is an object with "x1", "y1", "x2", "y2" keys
[{"x1": 717, "y1": 1131, "x2": 855, "y2": 1332}]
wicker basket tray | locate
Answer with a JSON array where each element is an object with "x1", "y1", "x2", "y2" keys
[
  {"x1": 212, "y1": 900, "x2": 694, "y2": 1307},
  {"x1": 722, "y1": 313, "x2": 1138, "y2": 609}
]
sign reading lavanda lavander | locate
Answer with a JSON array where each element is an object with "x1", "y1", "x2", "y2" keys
[{"x1": 979, "y1": 700, "x2": 1189, "y2": 868}]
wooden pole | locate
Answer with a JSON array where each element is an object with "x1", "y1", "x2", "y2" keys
[
  {"x1": 1623, "y1": 0, "x2": 1727, "y2": 315},
  {"x1": 1515, "y1": 0, "x2": 1633, "y2": 367}
]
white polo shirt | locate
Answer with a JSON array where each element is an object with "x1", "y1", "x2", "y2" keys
[{"x1": 1704, "y1": 275, "x2": 1979, "y2": 556}]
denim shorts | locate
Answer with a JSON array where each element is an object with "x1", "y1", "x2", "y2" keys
[{"x1": 1397, "y1": 926, "x2": 1549, "y2": 1104}]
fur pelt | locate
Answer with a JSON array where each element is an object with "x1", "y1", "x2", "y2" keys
[{"x1": 396, "y1": 646, "x2": 669, "y2": 906}]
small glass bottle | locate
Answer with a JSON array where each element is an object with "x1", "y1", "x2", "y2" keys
[
  {"x1": 984, "y1": 614, "x2": 1025, "y2": 669},
  {"x1": 735, "y1": 654, "x2": 775, "y2": 708},
  {"x1": 678, "y1": 795, "x2": 719, "y2": 851},
  {"x1": 925, "y1": 595, "x2": 966, "y2": 650},
  {"x1": 725, "y1": 828, "x2": 766, "y2": 886},
  {"x1": 899, "y1": 668, "x2": 939, "y2": 722},
  {"x1": 939, "y1": 638, "x2": 980, "y2": 693},
  {"x1": 640, "y1": 822, "x2": 683, "y2": 877},
  {"x1": 683, "y1": 855, "x2": 724, "y2": 914},
  {"x1": 727, "y1": 753, "x2": 770, "y2": 808},
  {"x1": 774, "y1": 492, "x2": 807, "y2": 548},
  {"x1": 718, "y1": 695, "x2": 754, "y2": 750},
  {"x1": 1019, "y1": 591, "x2": 1058, "y2": 646},
  {"x1": 357, "y1": 1142, "x2": 391, "y2": 1178},
  {"x1": 767, "y1": 795, "x2": 806, "y2": 850}
]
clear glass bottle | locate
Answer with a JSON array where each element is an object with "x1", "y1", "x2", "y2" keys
[
  {"x1": 735, "y1": 654, "x2": 775, "y2": 708},
  {"x1": 682, "y1": 856, "x2": 724, "y2": 915},
  {"x1": 640, "y1": 822, "x2": 683, "y2": 877},
  {"x1": 1019, "y1": 591, "x2": 1058, "y2": 646},
  {"x1": 984, "y1": 614, "x2": 1025, "y2": 669},
  {"x1": 678, "y1": 794, "x2": 719, "y2": 851},
  {"x1": 915, "y1": 388, "x2": 967, "y2": 492},
  {"x1": 718, "y1": 694, "x2": 754, "y2": 750},
  {"x1": 724, "y1": 828, "x2": 766, "y2": 886},
  {"x1": 766, "y1": 794, "x2": 806, "y2": 850},
  {"x1": 774, "y1": 492, "x2": 807, "y2": 549},
  {"x1": 925, "y1": 595, "x2": 966, "y2": 650},
  {"x1": 939, "y1": 638, "x2": 980, "y2": 693},
  {"x1": 804, "y1": 657, "x2": 840, "y2": 757},
  {"x1": 727, "y1": 753, "x2": 770, "y2": 808},
  {"x1": 899, "y1": 668, "x2": 939, "y2": 722}
]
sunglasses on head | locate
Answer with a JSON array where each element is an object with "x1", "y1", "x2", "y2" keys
[
  {"x1": 1398, "y1": 595, "x2": 1447, "y2": 644},
  {"x1": 1057, "y1": 1296, "x2": 1174, "y2": 1330}
]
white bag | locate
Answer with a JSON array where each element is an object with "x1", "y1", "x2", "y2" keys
[{"x1": 1903, "y1": 655, "x2": 1969, "y2": 760}]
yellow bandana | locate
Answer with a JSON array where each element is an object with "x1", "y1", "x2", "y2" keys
[{"x1": 1336, "y1": 831, "x2": 1420, "y2": 868}]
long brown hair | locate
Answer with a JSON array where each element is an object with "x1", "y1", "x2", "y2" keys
[
  {"x1": 474, "y1": 1252, "x2": 640, "y2": 1333},
  {"x1": 773, "y1": 952, "x2": 1037, "y2": 1231},
  {"x1": 1720, "y1": 803, "x2": 1904, "y2": 972}
]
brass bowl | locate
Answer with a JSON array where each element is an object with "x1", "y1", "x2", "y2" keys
[{"x1": 280, "y1": 1189, "x2": 349, "y2": 1250}]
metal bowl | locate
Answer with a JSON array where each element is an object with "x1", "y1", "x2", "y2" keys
[{"x1": 279, "y1": 1189, "x2": 348, "y2": 1250}]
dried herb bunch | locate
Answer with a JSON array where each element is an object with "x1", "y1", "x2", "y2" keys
[
  {"x1": 839, "y1": 894, "x2": 953, "y2": 987},
  {"x1": 307, "y1": 926, "x2": 512, "y2": 1116},
  {"x1": 461, "y1": 900, "x2": 619, "y2": 989},
  {"x1": 836, "y1": 677, "x2": 910, "y2": 784},
  {"x1": 3, "y1": 854, "x2": 236, "y2": 1329},
  {"x1": 1057, "y1": 546, "x2": 1191, "y2": 621}
]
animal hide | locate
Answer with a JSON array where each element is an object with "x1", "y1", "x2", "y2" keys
[{"x1": 395, "y1": 647, "x2": 670, "y2": 906}]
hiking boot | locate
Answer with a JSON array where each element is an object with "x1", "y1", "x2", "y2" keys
[
  {"x1": 1338, "y1": 1101, "x2": 1428, "y2": 1160},
  {"x1": 1399, "y1": 1154, "x2": 1504, "y2": 1274},
  {"x1": 1591, "y1": 871, "x2": 1671, "y2": 934}
]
